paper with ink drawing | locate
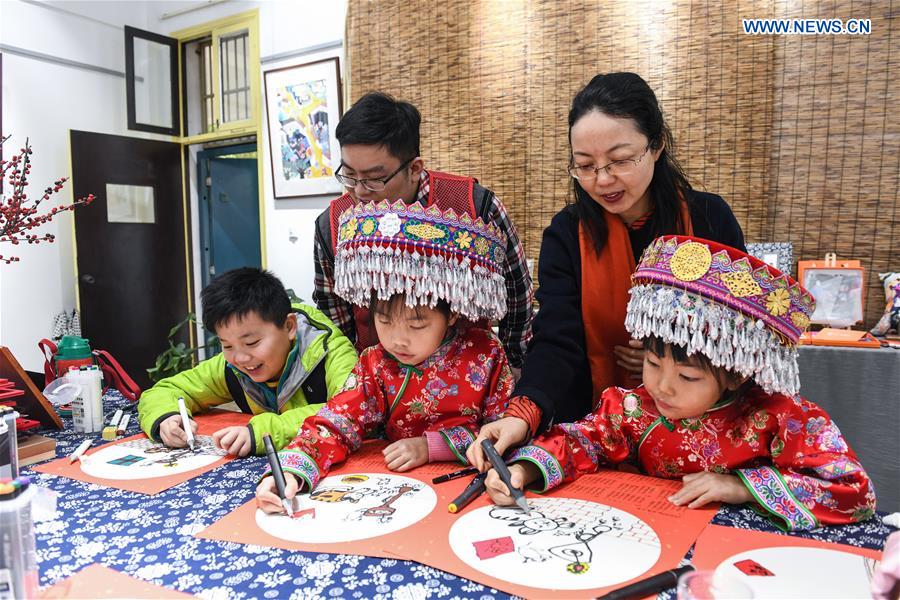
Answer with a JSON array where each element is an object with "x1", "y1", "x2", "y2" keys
[{"x1": 34, "y1": 409, "x2": 246, "y2": 494}]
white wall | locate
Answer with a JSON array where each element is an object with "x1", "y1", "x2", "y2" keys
[
  {"x1": 0, "y1": 0, "x2": 165, "y2": 371},
  {"x1": 147, "y1": 1, "x2": 347, "y2": 303},
  {"x1": 0, "y1": 0, "x2": 347, "y2": 371}
]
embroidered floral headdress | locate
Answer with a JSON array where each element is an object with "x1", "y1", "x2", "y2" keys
[
  {"x1": 625, "y1": 236, "x2": 815, "y2": 396},
  {"x1": 334, "y1": 200, "x2": 508, "y2": 321}
]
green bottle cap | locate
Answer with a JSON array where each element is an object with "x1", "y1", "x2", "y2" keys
[{"x1": 55, "y1": 335, "x2": 92, "y2": 360}]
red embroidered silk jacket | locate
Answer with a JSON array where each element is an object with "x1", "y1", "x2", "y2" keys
[
  {"x1": 509, "y1": 385, "x2": 876, "y2": 531},
  {"x1": 277, "y1": 327, "x2": 514, "y2": 490}
]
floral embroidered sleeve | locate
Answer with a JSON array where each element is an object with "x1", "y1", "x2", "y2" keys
[
  {"x1": 272, "y1": 352, "x2": 387, "y2": 490},
  {"x1": 735, "y1": 395, "x2": 876, "y2": 531},
  {"x1": 507, "y1": 387, "x2": 634, "y2": 492},
  {"x1": 433, "y1": 333, "x2": 516, "y2": 463}
]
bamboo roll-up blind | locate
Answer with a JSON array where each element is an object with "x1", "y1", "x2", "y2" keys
[{"x1": 347, "y1": 0, "x2": 898, "y2": 327}]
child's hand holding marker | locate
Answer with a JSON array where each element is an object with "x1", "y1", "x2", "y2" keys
[
  {"x1": 256, "y1": 433, "x2": 301, "y2": 516},
  {"x1": 158, "y1": 402, "x2": 198, "y2": 449}
]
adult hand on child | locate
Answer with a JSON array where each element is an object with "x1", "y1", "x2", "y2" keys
[
  {"x1": 383, "y1": 437, "x2": 428, "y2": 472},
  {"x1": 466, "y1": 417, "x2": 530, "y2": 472},
  {"x1": 256, "y1": 473, "x2": 300, "y2": 514},
  {"x1": 159, "y1": 413, "x2": 198, "y2": 448},
  {"x1": 484, "y1": 463, "x2": 538, "y2": 506},
  {"x1": 614, "y1": 339, "x2": 645, "y2": 380},
  {"x1": 212, "y1": 426, "x2": 253, "y2": 457},
  {"x1": 669, "y1": 472, "x2": 753, "y2": 508}
]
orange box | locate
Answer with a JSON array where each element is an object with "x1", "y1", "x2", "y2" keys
[{"x1": 799, "y1": 328, "x2": 881, "y2": 348}]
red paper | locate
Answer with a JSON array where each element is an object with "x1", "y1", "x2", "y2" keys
[
  {"x1": 33, "y1": 409, "x2": 247, "y2": 495},
  {"x1": 473, "y1": 536, "x2": 515, "y2": 559},
  {"x1": 40, "y1": 563, "x2": 191, "y2": 598},
  {"x1": 733, "y1": 558, "x2": 775, "y2": 576}
]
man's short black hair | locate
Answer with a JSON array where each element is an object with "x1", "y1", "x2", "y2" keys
[
  {"x1": 200, "y1": 267, "x2": 291, "y2": 333},
  {"x1": 335, "y1": 91, "x2": 421, "y2": 161}
]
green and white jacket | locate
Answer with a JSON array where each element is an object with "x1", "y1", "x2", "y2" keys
[{"x1": 138, "y1": 304, "x2": 358, "y2": 454}]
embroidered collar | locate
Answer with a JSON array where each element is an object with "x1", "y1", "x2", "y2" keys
[{"x1": 648, "y1": 385, "x2": 746, "y2": 432}]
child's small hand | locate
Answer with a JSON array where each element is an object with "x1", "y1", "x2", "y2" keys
[
  {"x1": 669, "y1": 472, "x2": 753, "y2": 508},
  {"x1": 159, "y1": 413, "x2": 198, "y2": 448},
  {"x1": 484, "y1": 463, "x2": 538, "y2": 506},
  {"x1": 256, "y1": 473, "x2": 300, "y2": 514},
  {"x1": 383, "y1": 437, "x2": 428, "y2": 472},
  {"x1": 467, "y1": 417, "x2": 530, "y2": 471},
  {"x1": 212, "y1": 426, "x2": 253, "y2": 457}
]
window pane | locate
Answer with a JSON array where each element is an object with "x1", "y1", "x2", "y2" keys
[
  {"x1": 132, "y1": 38, "x2": 172, "y2": 129},
  {"x1": 219, "y1": 30, "x2": 249, "y2": 123},
  {"x1": 106, "y1": 184, "x2": 155, "y2": 224}
]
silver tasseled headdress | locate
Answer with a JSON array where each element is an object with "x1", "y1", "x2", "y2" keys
[
  {"x1": 334, "y1": 200, "x2": 508, "y2": 322},
  {"x1": 625, "y1": 236, "x2": 816, "y2": 397}
]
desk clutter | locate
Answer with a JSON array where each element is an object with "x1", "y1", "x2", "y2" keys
[{"x1": 0, "y1": 392, "x2": 893, "y2": 598}]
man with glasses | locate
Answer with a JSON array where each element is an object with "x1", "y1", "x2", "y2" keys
[{"x1": 313, "y1": 92, "x2": 533, "y2": 372}]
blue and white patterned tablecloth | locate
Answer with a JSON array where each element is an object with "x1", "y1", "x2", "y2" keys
[{"x1": 22, "y1": 392, "x2": 896, "y2": 599}]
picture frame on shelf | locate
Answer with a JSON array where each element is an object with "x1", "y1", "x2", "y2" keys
[
  {"x1": 264, "y1": 57, "x2": 343, "y2": 198},
  {"x1": 747, "y1": 242, "x2": 793, "y2": 276}
]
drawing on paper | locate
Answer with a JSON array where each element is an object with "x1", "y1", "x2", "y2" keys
[
  {"x1": 80, "y1": 435, "x2": 226, "y2": 480},
  {"x1": 255, "y1": 473, "x2": 437, "y2": 543},
  {"x1": 448, "y1": 497, "x2": 661, "y2": 590}
]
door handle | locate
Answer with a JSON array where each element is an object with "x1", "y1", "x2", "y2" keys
[{"x1": 80, "y1": 274, "x2": 96, "y2": 284}]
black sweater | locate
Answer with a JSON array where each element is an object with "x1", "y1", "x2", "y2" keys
[{"x1": 515, "y1": 190, "x2": 746, "y2": 432}]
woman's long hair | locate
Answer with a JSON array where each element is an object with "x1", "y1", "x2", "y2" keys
[{"x1": 569, "y1": 72, "x2": 694, "y2": 256}]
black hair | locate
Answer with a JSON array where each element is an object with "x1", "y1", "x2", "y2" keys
[
  {"x1": 642, "y1": 336, "x2": 715, "y2": 372},
  {"x1": 200, "y1": 267, "x2": 291, "y2": 333},
  {"x1": 336, "y1": 91, "x2": 421, "y2": 161},
  {"x1": 642, "y1": 335, "x2": 752, "y2": 390},
  {"x1": 369, "y1": 291, "x2": 452, "y2": 324},
  {"x1": 568, "y1": 72, "x2": 694, "y2": 255}
]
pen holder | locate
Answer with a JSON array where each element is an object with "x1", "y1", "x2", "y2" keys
[
  {"x1": 0, "y1": 407, "x2": 18, "y2": 479},
  {"x1": 67, "y1": 367, "x2": 103, "y2": 433},
  {"x1": 0, "y1": 481, "x2": 39, "y2": 599}
]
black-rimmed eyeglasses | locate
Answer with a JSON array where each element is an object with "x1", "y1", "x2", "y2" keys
[{"x1": 335, "y1": 157, "x2": 414, "y2": 192}]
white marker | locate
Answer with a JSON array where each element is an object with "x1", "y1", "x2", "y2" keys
[
  {"x1": 177, "y1": 397, "x2": 195, "y2": 451},
  {"x1": 109, "y1": 409, "x2": 123, "y2": 427},
  {"x1": 69, "y1": 438, "x2": 93, "y2": 463},
  {"x1": 117, "y1": 413, "x2": 131, "y2": 435}
]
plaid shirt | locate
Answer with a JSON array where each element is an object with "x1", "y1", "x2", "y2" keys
[{"x1": 313, "y1": 170, "x2": 533, "y2": 367}]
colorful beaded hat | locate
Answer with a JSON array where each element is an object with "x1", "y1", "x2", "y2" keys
[
  {"x1": 334, "y1": 200, "x2": 508, "y2": 321},
  {"x1": 625, "y1": 236, "x2": 816, "y2": 396}
]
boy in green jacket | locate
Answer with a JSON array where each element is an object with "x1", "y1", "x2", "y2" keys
[{"x1": 138, "y1": 268, "x2": 357, "y2": 456}]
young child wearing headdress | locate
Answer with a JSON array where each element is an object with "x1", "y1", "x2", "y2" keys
[
  {"x1": 471, "y1": 236, "x2": 876, "y2": 531},
  {"x1": 257, "y1": 200, "x2": 515, "y2": 512}
]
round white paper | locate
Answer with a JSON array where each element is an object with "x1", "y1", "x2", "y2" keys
[
  {"x1": 448, "y1": 497, "x2": 661, "y2": 590},
  {"x1": 256, "y1": 473, "x2": 437, "y2": 543}
]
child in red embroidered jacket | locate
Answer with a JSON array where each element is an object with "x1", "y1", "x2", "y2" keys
[
  {"x1": 471, "y1": 236, "x2": 876, "y2": 531},
  {"x1": 257, "y1": 200, "x2": 515, "y2": 512}
]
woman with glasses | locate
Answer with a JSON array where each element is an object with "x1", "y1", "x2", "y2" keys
[{"x1": 470, "y1": 72, "x2": 746, "y2": 454}]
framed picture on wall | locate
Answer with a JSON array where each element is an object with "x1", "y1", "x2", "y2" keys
[{"x1": 264, "y1": 57, "x2": 344, "y2": 198}]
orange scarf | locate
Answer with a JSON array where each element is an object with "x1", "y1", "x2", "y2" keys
[{"x1": 580, "y1": 201, "x2": 693, "y2": 401}]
